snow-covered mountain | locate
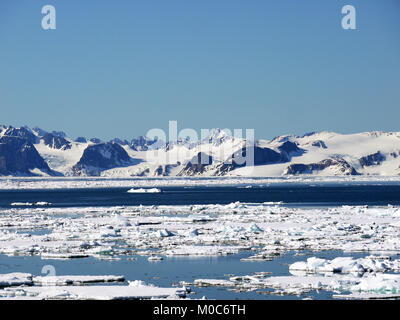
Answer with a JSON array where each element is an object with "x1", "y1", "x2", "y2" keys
[{"x1": 1, "y1": 125, "x2": 400, "y2": 177}]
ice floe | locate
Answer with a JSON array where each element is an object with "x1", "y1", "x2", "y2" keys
[
  {"x1": 0, "y1": 283, "x2": 186, "y2": 300},
  {"x1": 10, "y1": 202, "x2": 51, "y2": 206},
  {"x1": 186, "y1": 255, "x2": 400, "y2": 299},
  {"x1": 0, "y1": 271, "x2": 187, "y2": 300},
  {"x1": 2, "y1": 176, "x2": 400, "y2": 190},
  {"x1": 127, "y1": 188, "x2": 161, "y2": 193},
  {"x1": 32, "y1": 275, "x2": 125, "y2": 286},
  {"x1": 1, "y1": 203, "x2": 400, "y2": 260},
  {"x1": 0, "y1": 273, "x2": 33, "y2": 287},
  {"x1": 289, "y1": 256, "x2": 400, "y2": 274},
  {"x1": 2, "y1": 199, "x2": 400, "y2": 299}
]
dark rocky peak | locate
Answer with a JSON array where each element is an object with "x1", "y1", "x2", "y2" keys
[
  {"x1": 75, "y1": 137, "x2": 88, "y2": 143},
  {"x1": 41, "y1": 133, "x2": 72, "y2": 150},
  {"x1": 154, "y1": 164, "x2": 179, "y2": 176},
  {"x1": 178, "y1": 152, "x2": 213, "y2": 176},
  {"x1": 359, "y1": 151, "x2": 385, "y2": 167},
  {"x1": 0, "y1": 136, "x2": 55, "y2": 176},
  {"x1": 284, "y1": 158, "x2": 359, "y2": 176},
  {"x1": 89, "y1": 138, "x2": 103, "y2": 144},
  {"x1": 311, "y1": 140, "x2": 327, "y2": 149},
  {"x1": 231, "y1": 146, "x2": 286, "y2": 167},
  {"x1": 32, "y1": 127, "x2": 48, "y2": 138},
  {"x1": 278, "y1": 141, "x2": 304, "y2": 159},
  {"x1": 130, "y1": 136, "x2": 159, "y2": 151},
  {"x1": 2, "y1": 126, "x2": 38, "y2": 144},
  {"x1": 215, "y1": 146, "x2": 287, "y2": 175},
  {"x1": 301, "y1": 131, "x2": 317, "y2": 138},
  {"x1": 110, "y1": 138, "x2": 129, "y2": 146},
  {"x1": 51, "y1": 131, "x2": 67, "y2": 139},
  {"x1": 201, "y1": 128, "x2": 233, "y2": 146},
  {"x1": 271, "y1": 134, "x2": 295, "y2": 143},
  {"x1": 72, "y1": 142, "x2": 136, "y2": 176},
  {"x1": 275, "y1": 141, "x2": 306, "y2": 162}
]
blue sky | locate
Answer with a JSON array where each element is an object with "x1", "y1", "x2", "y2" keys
[{"x1": 0, "y1": 0, "x2": 399, "y2": 140}]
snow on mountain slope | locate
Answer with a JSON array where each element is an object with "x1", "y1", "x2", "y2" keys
[
  {"x1": 231, "y1": 131, "x2": 400, "y2": 176},
  {"x1": 2, "y1": 125, "x2": 400, "y2": 177},
  {"x1": 34, "y1": 139, "x2": 91, "y2": 176}
]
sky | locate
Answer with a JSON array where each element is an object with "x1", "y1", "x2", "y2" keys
[{"x1": 0, "y1": 0, "x2": 399, "y2": 141}]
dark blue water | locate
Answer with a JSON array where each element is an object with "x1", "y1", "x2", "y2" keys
[{"x1": 1, "y1": 184, "x2": 400, "y2": 208}]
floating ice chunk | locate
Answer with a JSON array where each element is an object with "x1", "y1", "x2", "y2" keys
[
  {"x1": 333, "y1": 292, "x2": 400, "y2": 300},
  {"x1": 189, "y1": 229, "x2": 199, "y2": 237},
  {"x1": 0, "y1": 273, "x2": 32, "y2": 287},
  {"x1": 290, "y1": 257, "x2": 327, "y2": 273},
  {"x1": 127, "y1": 188, "x2": 161, "y2": 193},
  {"x1": 35, "y1": 202, "x2": 52, "y2": 206},
  {"x1": 10, "y1": 202, "x2": 33, "y2": 206},
  {"x1": 217, "y1": 225, "x2": 245, "y2": 234},
  {"x1": 194, "y1": 279, "x2": 236, "y2": 287},
  {"x1": 148, "y1": 256, "x2": 163, "y2": 261},
  {"x1": 224, "y1": 201, "x2": 246, "y2": 209},
  {"x1": 128, "y1": 280, "x2": 149, "y2": 287},
  {"x1": 33, "y1": 275, "x2": 124, "y2": 286},
  {"x1": 350, "y1": 274, "x2": 400, "y2": 293},
  {"x1": 327, "y1": 257, "x2": 364, "y2": 273},
  {"x1": 41, "y1": 253, "x2": 89, "y2": 260},
  {"x1": 289, "y1": 256, "x2": 400, "y2": 274},
  {"x1": 240, "y1": 251, "x2": 280, "y2": 262},
  {"x1": 164, "y1": 245, "x2": 239, "y2": 256},
  {"x1": 0, "y1": 283, "x2": 186, "y2": 300},
  {"x1": 111, "y1": 212, "x2": 131, "y2": 227},
  {"x1": 157, "y1": 229, "x2": 175, "y2": 238},
  {"x1": 260, "y1": 275, "x2": 333, "y2": 291},
  {"x1": 189, "y1": 215, "x2": 216, "y2": 222},
  {"x1": 248, "y1": 224, "x2": 263, "y2": 233},
  {"x1": 84, "y1": 246, "x2": 114, "y2": 256}
]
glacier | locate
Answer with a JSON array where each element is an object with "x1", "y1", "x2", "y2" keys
[{"x1": 2, "y1": 125, "x2": 400, "y2": 177}]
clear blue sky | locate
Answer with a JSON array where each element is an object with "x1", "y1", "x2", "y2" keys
[{"x1": 0, "y1": 0, "x2": 399, "y2": 140}]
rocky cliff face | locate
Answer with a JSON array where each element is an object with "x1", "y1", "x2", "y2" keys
[
  {"x1": 130, "y1": 136, "x2": 159, "y2": 151},
  {"x1": 359, "y1": 151, "x2": 385, "y2": 167},
  {"x1": 2, "y1": 126, "x2": 39, "y2": 144},
  {"x1": 72, "y1": 142, "x2": 134, "y2": 176},
  {"x1": 178, "y1": 152, "x2": 213, "y2": 176},
  {"x1": 284, "y1": 158, "x2": 359, "y2": 176},
  {"x1": 0, "y1": 136, "x2": 54, "y2": 176},
  {"x1": 41, "y1": 133, "x2": 72, "y2": 150}
]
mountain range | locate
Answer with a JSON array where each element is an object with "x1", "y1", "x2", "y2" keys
[{"x1": 1, "y1": 125, "x2": 400, "y2": 177}]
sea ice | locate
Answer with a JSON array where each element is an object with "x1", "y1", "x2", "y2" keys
[
  {"x1": 127, "y1": 188, "x2": 161, "y2": 193},
  {"x1": 289, "y1": 256, "x2": 400, "y2": 274},
  {"x1": 0, "y1": 283, "x2": 186, "y2": 300},
  {"x1": 33, "y1": 275, "x2": 125, "y2": 286},
  {"x1": 0, "y1": 273, "x2": 33, "y2": 287}
]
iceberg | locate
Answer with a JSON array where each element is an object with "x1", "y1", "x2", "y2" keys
[{"x1": 127, "y1": 188, "x2": 161, "y2": 193}]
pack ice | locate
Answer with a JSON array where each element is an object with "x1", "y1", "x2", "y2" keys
[{"x1": 1, "y1": 201, "x2": 400, "y2": 299}]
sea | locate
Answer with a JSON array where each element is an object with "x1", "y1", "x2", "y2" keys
[{"x1": 1, "y1": 183, "x2": 400, "y2": 300}]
